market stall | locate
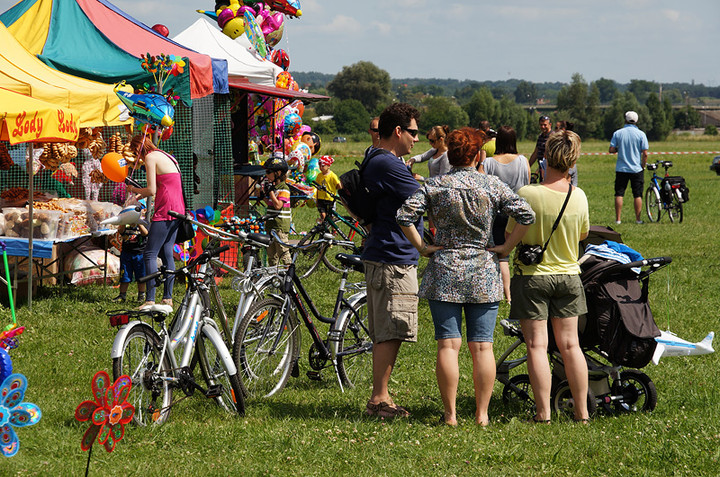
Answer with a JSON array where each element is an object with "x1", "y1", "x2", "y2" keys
[{"x1": 0, "y1": 87, "x2": 80, "y2": 309}]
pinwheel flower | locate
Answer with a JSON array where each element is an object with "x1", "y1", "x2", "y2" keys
[
  {"x1": 74, "y1": 371, "x2": 134, "y2": 453},
  {"x1": 0, "y1": 374, "x2": 41, "y2": 458}
]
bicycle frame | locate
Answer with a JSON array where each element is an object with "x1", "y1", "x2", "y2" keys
[{"x1": 267, "y1": 259, "x2": 367, "y2": 392}]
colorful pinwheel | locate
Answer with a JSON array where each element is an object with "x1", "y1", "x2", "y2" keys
[
  {"x1": 138, "y1": 53, "x2": 187, "y2": 94},
  {"x1": 74, "y1": 371, "x2": 134, "y2": 453},
  {"x1": 0, "y1": 374, "x2": 41, "y2": 458}
]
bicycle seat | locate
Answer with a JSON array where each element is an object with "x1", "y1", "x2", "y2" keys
[
  {"x1": 661, "y1": 160, "x2": 673, "y2": 168},
  {"x1": 646, "y1": 163, "x2": 658, "y2": 171},
  {"x1": 335, "y1": 253, "x2": 364, "y2": 273},
  {"x1": 139, "y1": 303, "x2": 173, "y2": 316}
]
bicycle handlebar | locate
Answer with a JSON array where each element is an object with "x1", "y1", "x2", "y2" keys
[
  {"x1": 311, "y1": 181, "x2": 341, "y2": 202},
  {"x1": 270, "y1": 230, "x2": 354, "y2": 251},
  {"x1": 138, "y1": 244, "x2": 232, "y2": 283}
]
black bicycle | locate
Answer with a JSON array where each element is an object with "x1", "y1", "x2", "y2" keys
[{"x1": 232, "y1": 231, "x2": 371, "y2": 398}]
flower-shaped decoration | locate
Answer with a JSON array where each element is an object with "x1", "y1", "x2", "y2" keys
[
  {"x1": 0, "y1": 374, "x2": 41, "y2": 458},
  {"x1": 74, "y1": 371, "x2": 134, "y2": 453}
]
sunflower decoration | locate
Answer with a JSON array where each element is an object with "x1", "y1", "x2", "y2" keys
[
  {"x1": 0, "y1": 374, "x2": 42, "y2": 458},
  {"x1": 74, "y1": 371, "x2": 134, "y2": 453}
]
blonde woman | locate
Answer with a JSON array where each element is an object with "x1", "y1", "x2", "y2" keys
[
  {"x1": 407, "y1": 125, "x2": 451, "y2": 179},
  {"x1": 500, "y1": 130, "x2": 590, "y2": 424}
]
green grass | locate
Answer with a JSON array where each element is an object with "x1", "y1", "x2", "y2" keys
[{"x1": 2, "y1": 137, "x2": 720, "y2": 475}]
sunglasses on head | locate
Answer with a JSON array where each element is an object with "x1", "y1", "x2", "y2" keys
[
  {"x1": 370, "y1": 128, "x2": 379, "y2": 133},
  {"x1": 540, "y1": 115, "x2": 550, "y2": 121}
]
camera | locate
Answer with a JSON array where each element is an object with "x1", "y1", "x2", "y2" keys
[{"x1": 517, "y1": 244, "x2": 544, "y2": 266}]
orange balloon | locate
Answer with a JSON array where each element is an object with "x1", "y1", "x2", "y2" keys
[{"x1": 101, "y1": 152, "x2": 128, "y2": 182}]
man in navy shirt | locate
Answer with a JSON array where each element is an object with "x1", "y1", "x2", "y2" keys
[
  {"x1": 610, "y1": 111, "x2": 649, "y2": 224},
  {"x1": 362, "y1": 102, "x2": 422, "y2": 419}
]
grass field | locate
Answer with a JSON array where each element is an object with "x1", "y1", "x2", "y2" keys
[{"x1": 2, "y1": 135, "x2": 720, "y2": 476}]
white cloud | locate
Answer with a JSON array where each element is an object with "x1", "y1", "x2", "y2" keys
[
  {"x1": 319, "y1": 14, "x2": 363, "y2": 34},
  {"x1": 661, "y1": 9, "x2": 681, "y2": 22}
]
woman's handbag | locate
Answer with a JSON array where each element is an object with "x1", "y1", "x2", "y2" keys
[
  {"x1": 517, "y1": 183, "x2": 572, "y2": 266},
  {"x1": 170, "y1": 154, "x2": 196, "y2": 245}
]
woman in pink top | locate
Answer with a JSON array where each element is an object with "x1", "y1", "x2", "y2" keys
[{"x1": 127, "y1": 133, "x2": 186, "y2": 309}]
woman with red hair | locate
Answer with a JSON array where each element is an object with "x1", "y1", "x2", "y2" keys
[{"x1": 397, "y1": 127, "x2": 535, "y2": 426}]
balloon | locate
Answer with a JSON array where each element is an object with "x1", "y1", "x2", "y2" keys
[
  {"x1": 151, "y1": 24, "x2": 169, "y2": 37},
  {"x1": 265, "y1": 21, "x2": 284, "y2": 47},
  {"x1": 287, "y1": 148, "x2": 305, "y2": 171},
  {"x1": 305, "y1": 157, "x2": 320, "y2": 183},
  {"x1": 101, "y1": 152, "x2": 128, "y2": 183},
  {"x1": 284, "y1": 113, "x2": 302, "y2": 136},
  {"x1": 275, "y1": 71, "x2": 292, "y2": 90},
  {"x1": 301, "y1": 131, "x2": 321, "y2": 154},
  {"x1": 243, "y1": 10, "x2": 268, "y2": 57},
  {"x1": 264, "y1": 0, "x2": 302, "y2": 17},
  {"x1": 270, "y1": 49, "x2": 290, "y2": 71}
]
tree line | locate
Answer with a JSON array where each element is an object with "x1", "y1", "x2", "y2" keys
[{"x1": 296, "y1": 63, "x2": 715, "y2": 141}]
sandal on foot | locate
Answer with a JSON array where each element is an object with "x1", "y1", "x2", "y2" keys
[
  {"x1": 529, "y1": 415, "x2": 551, "y2": 424},
  {"x1": 573, "y1": 417, "x2": 590, "y2": 424},
  {"x1": 365, "y1": 401, "x2": 410, "y2": 418}
]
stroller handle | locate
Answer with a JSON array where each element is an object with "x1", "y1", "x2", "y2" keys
[{"x1": 595, "y1": 256, "x2": 672, "y2": 281}]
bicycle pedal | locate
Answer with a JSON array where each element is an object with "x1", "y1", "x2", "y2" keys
[
  {"x1": 205, "y1": 384, "x2": 223, "y2": 399},
  {"x1": 306, "y1": 371, "x2": 322, "y2": 381},
  {"x1": 291, "y1": 360, "x2": 300, "y2": 378}
]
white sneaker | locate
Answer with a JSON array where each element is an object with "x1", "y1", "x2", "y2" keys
[{"x1": 615, "y1": 220, "x2": 621, "y2": 225}]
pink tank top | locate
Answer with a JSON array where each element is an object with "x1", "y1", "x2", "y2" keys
[{"x1": 152, "y1": 153, "x2": 186, "y2": 221}]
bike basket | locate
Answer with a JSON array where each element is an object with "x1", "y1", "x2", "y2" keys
[{"x1": 661, "y1": 176, "x2": 689, "y2": 203}]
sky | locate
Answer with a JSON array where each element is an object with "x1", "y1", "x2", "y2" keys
[{"x1": 1, "y1": 0, "x2": 719, "y2": 86}]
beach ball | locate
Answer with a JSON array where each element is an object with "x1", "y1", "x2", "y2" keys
[{"x1": 101, "y1": 152, "x2": 128, "y2": 182}]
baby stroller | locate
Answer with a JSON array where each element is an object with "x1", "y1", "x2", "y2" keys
[{"x1": 496, "y1": 228, "x2": 672, "y2": 417}]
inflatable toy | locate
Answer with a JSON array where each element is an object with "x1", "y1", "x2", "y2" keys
[
  {"x1": 284, "y1": 113, "x2": 302, "y2": 136},
  {"x1": 101, "y1": 153, "x2": 128, "y2": 183},
  {"x1": 265, "y1": 0, "x2": 302, "y2": 17},
  {"x1": 243, "y1": 10, "x2": 268, "y2": 57},
  {"x1": 270, "y1": 49, "x2": 290, "y2": 71},
  {"x1": 305, "y1": 157, "x2": 320, "y2": 183},
  {"x1": 152, "y1": 24, "x2": 169, "y2": 37}
]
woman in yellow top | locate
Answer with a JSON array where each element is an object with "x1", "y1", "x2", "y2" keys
[
  {"x1": 315, "y1": 155, "x2": 342, "y2": 221},
  {"x1": 502, "y1": 130, "x2": 590, "y2": 424}
]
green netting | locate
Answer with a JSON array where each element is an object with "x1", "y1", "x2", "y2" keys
[{"x1": 1, "y1": 94, "x2": 235, "y2": 212}]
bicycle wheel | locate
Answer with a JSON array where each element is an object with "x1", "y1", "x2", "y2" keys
[
  {"x1": 233, "y1": 297, "x2": 300, "y2": 398},
  {"x1": 501, "y1": 374, "x2": 535, "y2": 416},
  {"x1": 196, "y1": 326, "x2": 245, "y2": 416},
  {"x1": 112, "y1": 324, "x2": 173, "y2": 426},
  {"x1": 612, "y1": 369, "x2": 657, "y2": 413},
  {"x1": 336, "y1": 296, "x2": 372, "y2": 389},
  {"x1": 645, "y1": 186, "x2": 661, "y2": 222},
  {"x1": 667, "y1": 193, "x2": 683, "y2": 223},
  {"x1": 550, "y1": 379, "x2": 597, "y2": 419}
]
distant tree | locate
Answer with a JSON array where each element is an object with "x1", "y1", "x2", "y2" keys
[
  {"x1": 514, "y1": 80, "x2": 537, "y2": 104},
  {"x1": 594, "y1": 77, "x2": 618, "y2": 103},
  {"x1": 705, "y1": 125, "x2": 718, "y2": 136},
  {"x1": 311, "y1": 118, "x2": 337, "y2": 136},
  {"x1": 395, "y1": 84, "x2": 425, "y2": 108},
  {"x1": 674, "y1": 105, "x2": 701, "y2": 130},
  {"x1": 332, "y1": 99, "x2": 371, "y2": 134},
  {"x1": 313, "y1": 97, "x2": 338, "y2": 117},
  {"x1": 628, "y1": 79, "x2": 658, "y2": 104},
  {"x1": 327, "y1": 61, "x2": 392, "y2": 115},
  {"x1": 645, "y1": 92, "x2": 673, "y2": 140},
  {"x1": 463, "y1": 88, "x2": 498, "y2": 129},
  {"x1": 556, "y1": 73, "x2": 601, "y2": 138},
  {"x1": 494, "y1": 96, "x2": 531, "y2": 140},
  {"x1": 601, "y1": 91, "x2": 645, "y2": 140},
  {"x1": 419, "y1": 96, "x2": 469, "y2": 132}
]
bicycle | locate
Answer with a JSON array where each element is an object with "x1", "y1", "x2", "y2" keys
[
  {"x1": 290, "y1": 182, "x2": 367, "y2": 278},
  {"x1": 232, "y1": 231, "x2": 371, "y2": 398},
  {"x1": 645, "y1": 160, "x2": 685, "y2": 223},
  {"x1": 110, "y1": 236, "x2": 244, "y2": 426}
]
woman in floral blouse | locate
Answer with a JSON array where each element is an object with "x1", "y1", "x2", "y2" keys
[{"x1": 397, "y1": 127, "x2": 535, "y2": 426}]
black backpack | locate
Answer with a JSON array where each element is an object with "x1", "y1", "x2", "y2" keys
[{"x1": 338, "y1": 148, "x2": 384, "y2": 226}]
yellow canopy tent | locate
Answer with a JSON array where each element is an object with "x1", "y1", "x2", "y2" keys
[
  {"x1": 0, "y1": 86, "x2": 80, "y2": 310},
  {"x1": 0, "y1": 23, "x2": 131, "y2": 127}
]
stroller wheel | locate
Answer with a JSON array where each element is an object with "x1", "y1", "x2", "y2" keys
[
  {"x1": 502, "y1": 374, "x2": 535, "y2": 416},
  {"x1": 551, "y1": 380, "x2": 597, "y2": 418},
  {"x1": 612, "y1": 369, "x2": 657, "y2": 413}
]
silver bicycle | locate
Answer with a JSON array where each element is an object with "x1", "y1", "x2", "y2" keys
[{"x1": 110, "y1": 215, "x2": 245, "y2": 426}]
